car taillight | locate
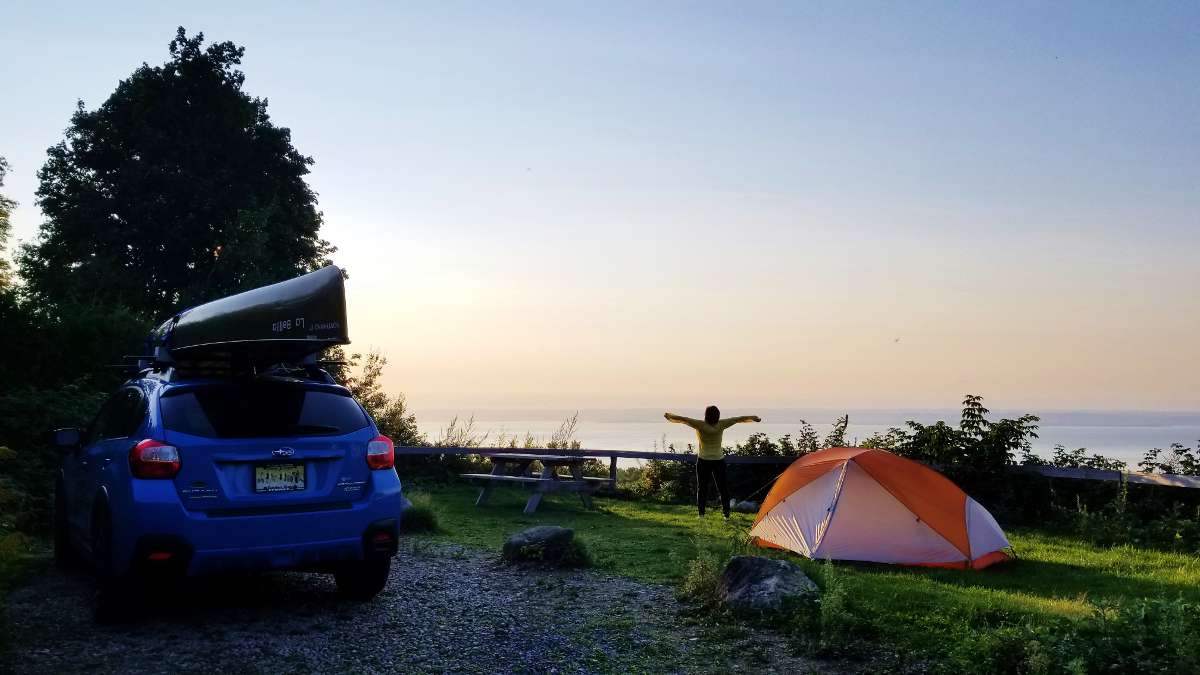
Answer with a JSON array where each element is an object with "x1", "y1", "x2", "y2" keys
[
  {"x1": 129, "y1": 439, "x2": 181, "y2": 479},
  {"x1": 367, "y1": 435, "x2": 394, "y2": 470}
]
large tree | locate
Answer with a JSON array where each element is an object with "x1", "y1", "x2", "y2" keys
[
  {"x1": 0, "y1": 156, "x2": 14, "y2": 290},
  {"x1": 20, "y1": 28, "x2": 334, "y2": 320}
]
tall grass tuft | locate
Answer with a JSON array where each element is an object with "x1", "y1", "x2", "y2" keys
[
  {"x1": 677, "y1": 533, "x2": 757, "y2": 616},
  {"x1": 561, "y1": 537, "x2": 593, "y2": 568},
  {"x1": 678, "y1": 550, "x2": 724, "y2": 613},
  {"x1": 400, "y1": 492, "x2": 440, "y2": 534},
  {"x1": 816, "y1": 560, "x2": 853, "y2": 650}
]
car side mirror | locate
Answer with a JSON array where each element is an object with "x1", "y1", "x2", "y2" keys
[{"x1": 52, "y1": 428, "x2": 82, "y2": 449}]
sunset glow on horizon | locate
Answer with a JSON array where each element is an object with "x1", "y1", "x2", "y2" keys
[{"x1": 3, "y1": 2, "x2": 1197, "y2": 411}]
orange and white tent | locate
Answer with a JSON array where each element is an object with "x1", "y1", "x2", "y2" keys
[{"x1": 750, "y1": 447, "x2": 1011, "y2": 569}]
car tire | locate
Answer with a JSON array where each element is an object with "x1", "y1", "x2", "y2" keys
[
  {"x1": 53, "y1": 482, "x2": 76, "y2": 570},
  {"x1": 91, "y1": 504, "x2": 140, "y2": 623},
  {"x1": 334, "y1": 556, "x2": 391, "y2": 601}
]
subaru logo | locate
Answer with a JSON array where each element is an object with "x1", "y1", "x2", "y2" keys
[{"x1": 273, "y1": 447, "x2": 296, "y2": 457}]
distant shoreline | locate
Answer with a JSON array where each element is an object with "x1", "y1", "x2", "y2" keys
[
  {"x1": 412, "y1": 408, "x2": 1200, "y2": 466},
  {"x1": 413, "y1": 407, "x2": 1200, "y2": 428}
]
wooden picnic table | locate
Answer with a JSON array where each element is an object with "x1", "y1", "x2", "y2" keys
[{"x1": 460, "y1": 453, "x2": 607, "y2": 515}]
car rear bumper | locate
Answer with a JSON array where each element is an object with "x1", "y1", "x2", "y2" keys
[
  {"x1": 188, "y1": 533, "x2": 363, "y2": 575},
  {"x1": 114, "y1": 472, "x2": 404, "y2": 576}
]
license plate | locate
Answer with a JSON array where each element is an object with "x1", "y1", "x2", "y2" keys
[{"x1": 255, "y1": 463, "x2": 305, "y2": 493}]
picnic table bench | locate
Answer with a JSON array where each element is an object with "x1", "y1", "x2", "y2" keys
[{"x1": 460, "y1": 453, "x2": 606, "y2": 514}]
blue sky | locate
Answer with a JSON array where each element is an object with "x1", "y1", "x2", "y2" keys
[{"x1": 2, "y1": 2, "x2": 1198, "y2": 409}]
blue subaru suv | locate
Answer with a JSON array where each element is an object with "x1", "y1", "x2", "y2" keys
[{"x1": 51, "y1": 267, "x2": 405, "y2": 620}]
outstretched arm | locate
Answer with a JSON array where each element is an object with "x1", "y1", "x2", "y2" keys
[
  {"x1": 720, "y1": 415, "x2": 761, "y2": 429},
  {"x1": 664, "y1": 412, "x2": 703, "y2": 428}
]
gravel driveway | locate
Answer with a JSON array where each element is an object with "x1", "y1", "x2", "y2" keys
[{"x1": 4, "y1": 541, "x2": 830, "y2": 674}]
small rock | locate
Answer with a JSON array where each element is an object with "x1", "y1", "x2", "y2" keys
[
  {"x1": 730, "y1": 499, "x2": 759, "y2": 513},
  {"x1": 718, "y1": 555, "x2": 818, "y2": 612},
  {"x1": 502, "y1": 526, "x2": 577, "y2": 564}
]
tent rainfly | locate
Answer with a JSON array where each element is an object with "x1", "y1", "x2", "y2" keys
[{"x1": 750, "y1": 447, "x2": 1011, "y2": 569}]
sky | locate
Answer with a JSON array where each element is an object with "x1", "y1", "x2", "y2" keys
[{"x1": 2, "y1": 2, "x2": 1198, "y2": 412}]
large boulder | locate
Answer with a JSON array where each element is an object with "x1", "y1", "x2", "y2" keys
[
  {"x1": 502, "y1": 526, "x2": 583, "y2": 565},
  {"x1": 718, "y1": 556, "x2": 818, "y2": 612}
]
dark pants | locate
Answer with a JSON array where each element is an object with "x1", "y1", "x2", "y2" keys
[{"x1": 696, "y1": 458, "x2": 731, "y2": 517}]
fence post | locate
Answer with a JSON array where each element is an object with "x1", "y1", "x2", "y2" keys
[{"x1": 609, "y1": 456, "x2": 618, "y2": 490}]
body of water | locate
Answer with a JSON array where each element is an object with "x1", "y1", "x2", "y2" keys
[{"x1": 413, "y1": 408, "x2": 1200, "y2": 469}]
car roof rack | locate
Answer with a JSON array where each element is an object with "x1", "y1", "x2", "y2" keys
[{"x1": 137, "y1": 353, "x2": 337, "y2": 384}]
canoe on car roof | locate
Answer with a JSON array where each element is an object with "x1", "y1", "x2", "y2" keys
[{"x1": 149, "y1": 265, "x2": 349, "y2": 363}]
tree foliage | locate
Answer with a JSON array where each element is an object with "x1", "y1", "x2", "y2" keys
[
  {"x1": 881, "y1": 395, "x2": 1041, "y2": 471},
  {"x1": 339, "y1": 349, "x2": 427, "y2": 448},
  {"x1": 1021, "y1": 444, "x2": 1128, "y2": 472},
  {"x1": 859, "y1": 426, "x2": 909, "y2": 451},
  {"x1": 725, "y1": 396, "x2": 1043, "y2": 473},
  {"x1": 822, "y1": 414, "x2": 849, "y2": 449},
  {"x1": 795, "y1": 420, "x2": 821, "y2": 454},
  {"x1": 0, "y1": 383, "x2": 108, "y2": 532},
  {"x1": 1139, "y1": 443, "x2": 1200, "y2": 476},
  {"x1": 19, "y1": 27, "x2": 334, "y2": 320},
  {"x1": 0, "y1": 156, "x2": 15, "y2": 290},
  {"x1": 0, "y1": 31, "x2": 435, "y2": 547},
  {"x1": 734, "y1": 432, "x2": 801, "y2": 458},
  {"x1": 0, "y1": 300, "x2": 147, "y2": 389}
]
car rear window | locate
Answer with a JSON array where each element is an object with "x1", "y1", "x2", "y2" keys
[{"x1": 160, "y1": 384, "x2": 369, "y2": 438}]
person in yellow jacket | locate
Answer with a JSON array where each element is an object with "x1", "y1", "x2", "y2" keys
[{"x1": 664, "y1": 406, "x2": 761, "y2": 519}]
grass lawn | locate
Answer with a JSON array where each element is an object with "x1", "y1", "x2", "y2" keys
[{"x1": 413, "y1": 482, "x2": 1200, "y2": 667}]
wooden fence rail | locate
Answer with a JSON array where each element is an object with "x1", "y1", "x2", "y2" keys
[{"x1": 393, "y1": 446, "x2": 1200, "y2": 490}]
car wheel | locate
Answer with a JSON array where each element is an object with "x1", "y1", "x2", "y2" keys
[
  {"x1": 334, "y1": 556, "x2": 391, "y2": 601},
  {"x1": 53, "y1": 482, "x2": 76, "y2": 570},
  {"x1": 91, "y1": 504, "x2": 139, "y2": 623}
]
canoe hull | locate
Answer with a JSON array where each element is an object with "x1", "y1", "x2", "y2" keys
[{"x1": 151, "y1": 266, "x2": 349, "y2": 363}]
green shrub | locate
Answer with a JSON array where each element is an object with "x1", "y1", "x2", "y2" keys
[
  {"x1": 1062, "y1": 596, "x2": 1200, "y2": 672},
  {"x1": 784, "y1": 560, "x2": 858, "y2": 655},
  {"x1": 0, "y1": 445, "x2": 51, "y2": 537},
  {"x1": 400, "y1": 492, "x2": 441, "y2": 534},
  {"x1": 0, "y1": 476, "x2": 36, "y2": 536},
  {"x1": 816, "y1": 561, "x2": 854, "y2": 650},
  {"x1": 677, "y1": 549, "x2": 724, "y2": 613},
  {"x1": 1047, "y1": 444, "x2": 1128, "y2": 471},
  {"x1": 938, "y1": 621, "x2": 1053, "y2": 675},
  {"x1": 1139, "y1": 442, "x2": 1200, "y2": 475},
  {"x1": 560, "y1": 537, "x2": 592, "y2": 568},
  {"x1": 0, "y1": 523, "x2": 38, "y2": 657},
  {"x1": 730, "y1": 431, "x2": 808, "y2": 458},
  {"x1": 915, "y1": 595, "x2": 1200, "y2": 674},
  {"x1": 0, "y1": 383, "x2": 106, "y2": 535},
  {"x1": 1053, "y1": 480, "x2": 1200, "y2": 554},
  {"x1": 984, "y1": 597, "x2": 1199, "y2": 674},
  {"x1": 676, "y1": 532, "x2": 771, "y2": 618},
  {"x1": 632, "y1": 457, "x2": 695, "y2": 503}
]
